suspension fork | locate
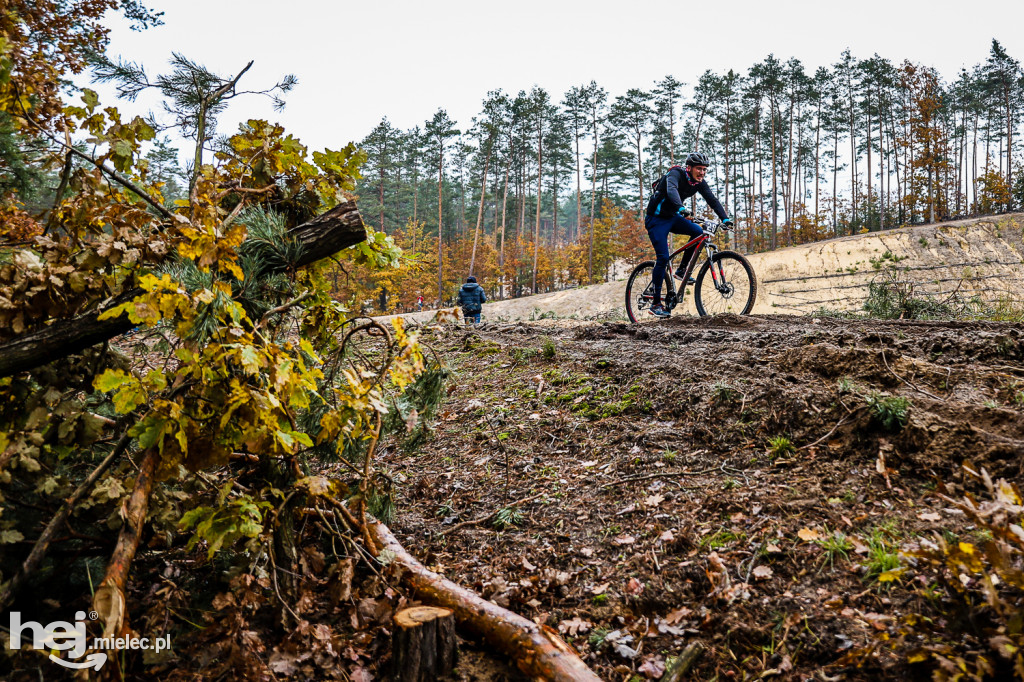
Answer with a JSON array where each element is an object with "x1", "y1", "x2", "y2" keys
[{"x1": 703, "y1": 243, "x2": 721, "y2": 286}]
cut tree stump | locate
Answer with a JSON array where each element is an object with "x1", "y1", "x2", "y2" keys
[{"x1": 391, "y1": 606, "x2": 457, "y2": 682}]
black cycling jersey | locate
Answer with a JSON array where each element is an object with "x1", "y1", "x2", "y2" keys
[{"x1": 646, "y1": 167, "x2": 727, "y2": 221}]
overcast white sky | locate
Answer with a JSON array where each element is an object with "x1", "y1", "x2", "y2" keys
[{"x1": 98, "y1": 0, "x2": 1022, "y2": 155}]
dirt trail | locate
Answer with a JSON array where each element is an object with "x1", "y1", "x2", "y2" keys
[
  {"x1": 397, "y1": 214, "x2": 1024, "y2": 323},
  {"x1": 381, "y1": 314, "x2": 1024, "y2": 680}
]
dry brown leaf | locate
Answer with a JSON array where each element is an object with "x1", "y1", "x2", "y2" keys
[
  {"x1": 752, "y1": 565, "x2": 774, "y2": 580},
  {"x1": 798, "y1": 527, "x2": 821, "y2": 542},
  {"x1": 644, "y1": 493, "x2": 665, "y2": 507},
  {"x1": 638, "y1": 656, "x2": 667, "y2": 678},
  {"x1": 557, "y1": 617, "x2": 593, "y2": 636},
  {"x1": 664, "y1": 606, "x2": 693, "y2": 625},
  {"x1": 626, "y1": 577, "x2": 644, "y2": 595},
  {"x1": 329, "y1": 558, "x2": 355, "y2": 601}
]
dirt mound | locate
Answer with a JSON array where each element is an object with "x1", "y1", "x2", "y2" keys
[{"x1": 380, "y1": 314, "x2": 1024, "y2": 679}]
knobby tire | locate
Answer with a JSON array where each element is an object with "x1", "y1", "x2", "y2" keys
[{"x1": 694, "y1": 250, "x2": 757, "y2": 316}]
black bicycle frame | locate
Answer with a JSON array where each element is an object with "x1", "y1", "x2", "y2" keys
[{"x1": 663, "y1": 234, "x2": 720, "y2": 304}]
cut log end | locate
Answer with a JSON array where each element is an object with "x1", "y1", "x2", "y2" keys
[{"x1": 391, "y1": 606, "x2": 457, "y2": 682}]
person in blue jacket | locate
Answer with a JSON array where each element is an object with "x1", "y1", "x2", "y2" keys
[
  {"x1": 643, "y1": 152, "x2": 733, "y2": 318},
  {"x1": 457, "y1": 275, "x2": 486, "y2": 324}
]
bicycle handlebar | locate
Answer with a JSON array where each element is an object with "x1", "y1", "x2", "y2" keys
[{"x1": 693, "y1": 216, "x2": 736, "y2": 235}]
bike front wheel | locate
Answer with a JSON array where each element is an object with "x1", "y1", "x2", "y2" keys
[
  {"x1": 694, "y1": 251, "x2": 757, "y2": 316},
  {"x1": 625, "y1": 260, "x2": 657, "y2": 323}
]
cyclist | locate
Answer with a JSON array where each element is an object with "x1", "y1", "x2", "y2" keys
[{"x1": 644, "y1": 152, "x2": 733, "y2": 317}]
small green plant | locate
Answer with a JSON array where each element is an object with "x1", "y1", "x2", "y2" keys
[
  {"x1": 711, "y1": 381, "x2": 739, "y2": 404},
  {"x1": 510, "y1": 347, "x2": 539, "y2": 364},
  {"x1": 863, "y1": 526, "x2": 901, "y2": 582},
  {"x1": 492, "y1": 506, "x2": 524, "y2": 530},
  {"x1": 722, "y1": 478, "x2": 740, "y2": 490},
  {"x1": 866, "y1": 392, "x2": 911, "y2": 431},
  {"x1": 767, "y1": 435, "x2": 796, "y2": 459},
  {"x1": 588, "y1": 626, "x2": 610, "y2": 646},
  {"x1": 700, "y1": 528, "x2": 743, "y2": 549},
  {"x1": 918, "y1": 236, "x2": 928, "y2": 247},
  {"x1": 837, "y1": 376, "x2": 855, "y2": 394},
  {"x1": 599, "y1": 523, "x2": 622, "y2": 540},
  {"x1": 591, "y1": 593, "x2": 609, "y2": 606},
  {"x1": 662, "y1": 450, "x2": 677, "y2": 463},
  {"x1": 815, "y1": 529, "x2": 854, "y2": 568},
  {"x1": 1015, "y1": 390, "x2": 1024, "y2": 408},
  {"x1": 367, "y1": 486, "x2": 396, "y2": 524},
  {"x1": 541, "y1": 337, "x2": 557, "y2": 359}
]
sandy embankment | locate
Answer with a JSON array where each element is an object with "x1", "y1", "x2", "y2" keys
[{"x1": 394, "y1": 214, "x2": 1024, "y2": 323}]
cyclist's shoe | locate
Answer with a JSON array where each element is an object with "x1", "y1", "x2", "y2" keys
[
  {"x1": 649, "y1": 304, "x2": 671, "y2": 318},
  {"x1": 673, "y1": 266, "x2": 696, "y2": 285}
]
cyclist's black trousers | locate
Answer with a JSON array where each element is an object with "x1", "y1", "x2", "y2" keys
[{"x1": 645, "y1": 213, "x2": 702, "y2": 303}]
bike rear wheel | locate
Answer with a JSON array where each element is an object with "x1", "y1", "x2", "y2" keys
[
  {"x1": 694, "y1": 251, "x2": 757, "y2": 316},
  {"x1": 625, "y1": 260, "x2": 657, "y2": 323}
]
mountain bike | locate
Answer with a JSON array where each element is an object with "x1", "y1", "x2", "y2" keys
[{"x1": 624, "y1": 217, "x2": 757, "y2": 323}]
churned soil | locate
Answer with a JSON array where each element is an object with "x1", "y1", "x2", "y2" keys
[{"x1": 379, "y1": 314, "x2": 1024, "y2": 680}]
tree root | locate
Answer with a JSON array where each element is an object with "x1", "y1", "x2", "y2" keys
[{"x1": 367, "y1": 518, "x2": 601, "y2": 682}]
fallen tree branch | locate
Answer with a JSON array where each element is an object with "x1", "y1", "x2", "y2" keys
[
  {"x1": 0, "y1": 200, "x2": 365, "y2": 379},
  {"x1": 0, "y1": 433, "x2": 132, "y2": 611},
  {"x1": 601, "y1": 468, "x2": 719, "y2": 488},
  {"x1": 663, "y1": 641, "x2": 704, "y2": 681},
  {"x1": 257, "y1": 291, "x2": 313, "y2": 330},
  {"x1": 798, "y1": 410, "x2": 862, "y2": 452},
  {"x1": 436, "y1": 491, "x2": 548, "y2": 537},
  {"x1": 92, "y1": 447, "x2": 159, "y2": 638},
  {"x1": 368, "y1": 518, "x2": 601, "y2": 681},
  {"x1": 880, "y1": 349, "x2": 945, "y2": 401}
]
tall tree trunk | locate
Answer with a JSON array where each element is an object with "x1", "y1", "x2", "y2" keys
[
  {"x1": 588, "y1": 113, "x2": 599, "y2": 283},
  {"x1": 814, "y1": 97, "x2": 821, "y2": 225},
  {"x1": 533, "y1": 117, "x2": 543, "y2": 294},
  {"x1": 849, "y1": 89, "x2": 857, "y2": 229},
  {"x1": 867, "y1": 104, "x2": 873, "y2": 229},
  {"x1": 190, "y1": 99, "x2": 208, "y2": 199},
  {"x1": 785, "y1": 96, "x2": 794, "y2": 244},
  {"x1": 379, "y1": 139, "x2": 386, "y2": 233},
  {"x1": 437, "y1": 153, "x2": 444, "y2": 308},
  {"x1": 724, "y1": 97, "x2": 731, "y2": 213},
  {"x1": 832, "y1": 119, "x2": 840, "y2": 234},
  {"x1": 499, "y1": 155, "x2": 511, "y2": 299},
  {"x1": 574, "y1": 129, "x2": 582, "y2": 243},
  {"x1": 635, "y1": 134, "x2": 645, "y2": 218},
  {"x1": 412, "y1": 172, "x2": 419, "y2": 225},
  {"x1": 550, "y1": 164, "x2": 559, "y2": 255},
  {"x1": 770, "y1": 98, "x2": 778, "y2": 249},
  {"x1": 1005, "y1": 86, "x2": 1014, "y2": 210},
  {"x1": 469, "y1": 144, "x2": 493, "y2": 277}
]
